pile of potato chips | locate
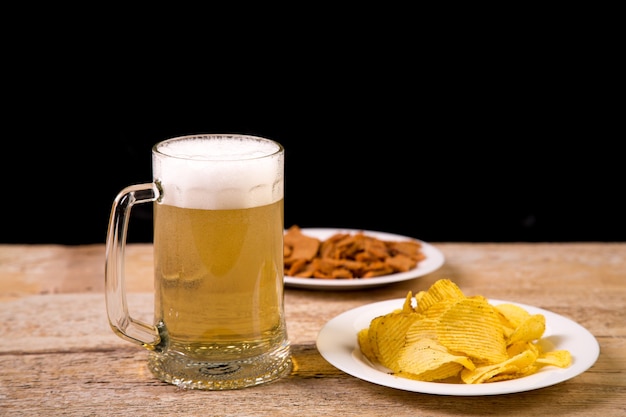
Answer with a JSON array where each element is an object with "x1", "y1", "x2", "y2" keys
[{"x1": 358, "y1": 279, "x2": 572, "y2": 384}]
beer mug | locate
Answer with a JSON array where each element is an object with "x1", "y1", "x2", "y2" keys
[{"x1": 105, "y1": 134, "x2": 292, "y2": 390}]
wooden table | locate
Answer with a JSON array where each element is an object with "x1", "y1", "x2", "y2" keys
[{"x1": 1, "y1": 243, "x2": 624, "y2": 417}]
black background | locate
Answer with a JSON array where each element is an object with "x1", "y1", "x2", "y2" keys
[
  {"x1": 3, "y1": 20, "x2": 623, "y2": 245},
  {"x1": 3, "y1": 96, "x2": 623, "y2": 245}
]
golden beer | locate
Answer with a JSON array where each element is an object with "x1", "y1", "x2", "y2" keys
[{"x1": 153, "y1": 200, "x2": 286, "y2": 360}]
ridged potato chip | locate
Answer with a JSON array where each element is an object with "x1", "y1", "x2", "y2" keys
[
  {"x1": 495, "y1": 303, "x2": 531, "y2": 338},
  {"x1": 461, "y1": 346, "x2": 538, "y2": 384},
  {"x1": 415, "y1": 279, "x2": 465, "y2": 314},
  {"x1": 357, "y1": 328, "x2": 375, "y2": 363},
  {"x1": 368, "y1": 309, "x2": 422, "y2": 369},
  {"x1": 396, "y1": 338, "x2": 474, "y2": 381},
  {"x1": 357, "y1": 279, "x2": 572, "y2": 384},
  {"x1": 405, "y1": 318, "x2": 439, "y2": 344},
  {"x1": 507, "y1": 314, "x2": 546, "y2": 345},
  {"x1": 537, "y1": 350, "x2": 572, "y2": 368},
  {"x1": 496, "y1": 303, "x2": 531, "y2": 328},
  {"x1": 437, "y1": 297, "x2": 508, "y2": 365}
]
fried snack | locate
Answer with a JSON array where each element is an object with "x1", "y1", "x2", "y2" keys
[
  {"x1": 284, "y1": 225, "x2": 426, "y2": 279},
  {"x1": 357, "y1": 279, "x2": 572, "y2": 384},
  {"x1": 396, "y1": 339, "x2": 476, "y2": 382},
  {"x1": 437, "y1": 297, "x2": 509, "y2": 365}
]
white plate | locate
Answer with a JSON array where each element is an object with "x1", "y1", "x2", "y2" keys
[
  {"x1": 317, "y1": 298, "x2": 600, "y2": 396},
  {"x1": 284, "y1": 228, "x2": 445, "y2": 290}
]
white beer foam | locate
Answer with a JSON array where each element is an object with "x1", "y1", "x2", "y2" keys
[{"x1": 153, "y1": 135, "x2": 284, "y2": 210}]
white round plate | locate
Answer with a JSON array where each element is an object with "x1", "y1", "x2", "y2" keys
[
  {"x1": 316, "y1": 298, "x2": 600, "y2": 396},
  {"x1": 284, "y1": 228, "x2": 444, "y2": 290}
]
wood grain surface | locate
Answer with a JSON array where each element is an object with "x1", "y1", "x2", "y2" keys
[{"x1": 0, "y1": 243, "x2": 624, "y2": 417}]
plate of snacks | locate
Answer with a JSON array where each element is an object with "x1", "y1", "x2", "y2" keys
[
  {"x1": 283, "y1": 226, "x2": 444, "y2": 290},
  {"x1": 316, "y1": 279, "x2": 600, "y2": 395}
]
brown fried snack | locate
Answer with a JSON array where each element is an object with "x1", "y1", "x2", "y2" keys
[{"x1": 284, "y1": 225, "x2": 426, "y2": 279}]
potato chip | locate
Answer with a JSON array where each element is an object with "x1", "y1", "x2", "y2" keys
[
  {"x1": 368, "y1": 310, "x2": 422, "y2": 369},
  {"x1": 415, "y1": 279, "x2": 465, "y2": 314},
  {"x1": 536, "y1": 350, "x2": 572, "y2": 368},
  {"x1": 507, "y1": 341, "x2": 539, "y2": 358},
  {"x1": 437, "y1": 297, "x2": 508, "y2": 364},
  {"x1": 495, "y1": 303, "x2": 531, "y2": 329},
  {"x1": 485, "y1": 365, "x2": 539, "y2": 382},
  {"x1": 420, "y1": 297, "x2": 461, "y2": 320},
  {"x1": 357, "y1": 328, "x2": 375, "y2": 363},
  {"x1": 395, "y1": 338, "x2": 475, "y2": 382},
  {"x1": 461, "y1": 347, "x2": 538, "y2": 384},
  {"x1": 401, "y1": 291, "x2": 415, "y2": 313},
  {"x1": 414, "y1": 290, "x2": 425, "y2": 305},
  {"x1": 405, "y1": 318, "x2": 439, "y2": 344},
  {"x1": 398, "y1": 362, "x2": 466, "y2": 383},
  {"x1": 357, "y1": 278, "x2": 573, "y2": 385},
  {"x1": 507, "y1": 314, "x2": 546, "y2": 345}
]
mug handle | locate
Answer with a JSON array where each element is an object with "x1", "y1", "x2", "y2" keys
[{"x1": 105, "y1": 183, "x2": 161, "y2": 350}]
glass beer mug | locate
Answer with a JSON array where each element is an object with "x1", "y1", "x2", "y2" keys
[{"x1": 105, "y1": 134, "x2": 292, "y2": 390}]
